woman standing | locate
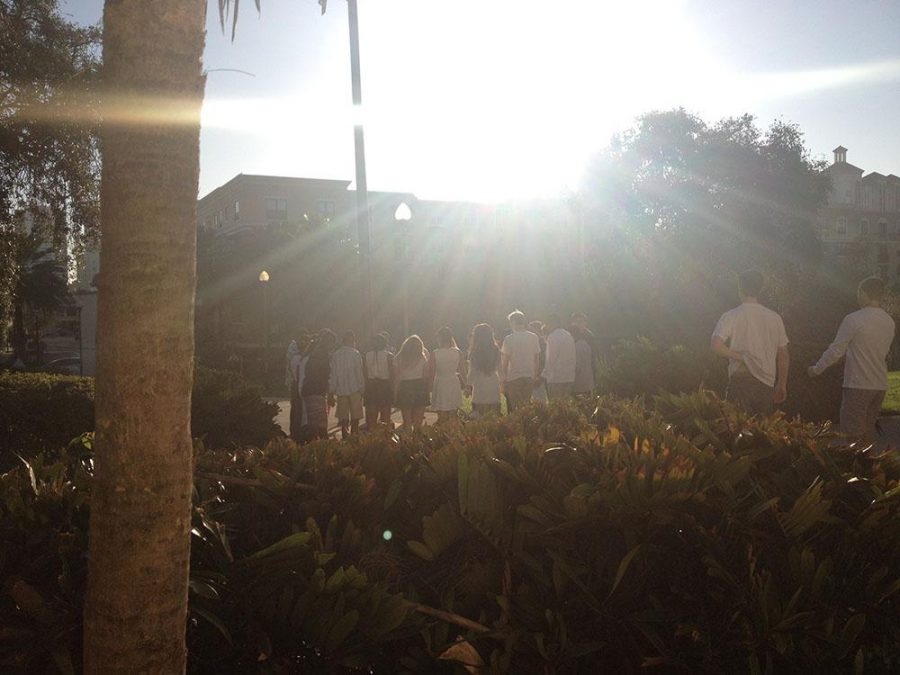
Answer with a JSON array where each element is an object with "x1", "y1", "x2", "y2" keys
[
  {"x1": 363, "y1": 333, "x2": 394, "y2": 430},
  {"x1": 467, "y1": 323, "x2": 502, "y2": 417},
  {"x1": 429, "y1": 326, "x2": 464, "y2": 423},
  {"x1": 394, "y1": 335, "x2": 430, "y2": 431},
  {"x1": 301, "y1": 330, "x2": 337, "y2": 440}
]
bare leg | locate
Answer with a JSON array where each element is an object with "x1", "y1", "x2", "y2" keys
[
  {"x1": 412, "y1": 406, "x2": 426, "y2": 430},
  {"x1": 340, "y1": 420, "x2": 349, "y2": 440},
  {"x1": 401, "y1": 408, "x2": 412, "y2": 428},
  {"x1": 350, "y1": 419, "x2": 359, "y2": 435}
]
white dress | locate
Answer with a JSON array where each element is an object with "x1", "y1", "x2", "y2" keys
[
  {"x1": 431, "y1": 347, "x2": 462, "y2": 411},
  {"x1": 468, "y1": 361, "x2": 501, "y2": 406}
]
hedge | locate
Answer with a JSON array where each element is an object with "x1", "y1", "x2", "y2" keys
[
  {"x1": 599, "y1": 337, "x2": 845, "y2": 423},
  {"x1": 0, "y1": 367, "x2": 280, "y2": 469},
  {"x1": 2, "y1": 394, "x2": 898, "y2": 672}
]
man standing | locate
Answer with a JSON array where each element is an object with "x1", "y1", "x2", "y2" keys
[
  {"x1": 711, "y1": 269, "x2": 789, "y2": 415},
  {"x1": 330, "y1": 330, "x2": 366, "y2": 439},
  {"x1": 500, "y1": 310, "x2": 541, "y2": 412},
  {"x1": 808, "y1": 276, "x2": 895, "y2": 442},
  {"x1": 571, "y1": 312, "x2": 596, "y2": 397},
  {"x1": 542, "y1": 314, "x2": 577, "y2": 400}
]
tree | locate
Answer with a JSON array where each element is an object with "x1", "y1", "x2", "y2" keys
[
  {"x1": 82, "y1": 1, "x2": 206, "y2": 671},
  {"x1": 579, "y1": 109, "x2": 832, "y2": 345},
  {"x1": 0, "y1": 0, "x2": 100, "y2": 349},
  {"x1": 8, "y1": 232, "x2": 71, "y2": 360}
]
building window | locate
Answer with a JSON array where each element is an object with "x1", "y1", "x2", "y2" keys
[
  {"x1": 860, "y1": 218, "x2": 869, "y2": 236},
  {"x1": 234, "y1": 200, "x2": 240, "y2": 220},
  {"x1": 317, "y1": 200, "x2": 335, "y2": 219},
  {"x1": 265, "y1": 198, "x2": 287, "y2": 221},
  {"x1": 834, "y1": 242, "x2": 848, "y2": 256},
  {"x1": 836, "y1": 217, "x2": 847, "y2": 235},
  {"x1": 878, "y1": 264, "x2": 888, "y2": 279},
  {"x1": 213, "y1": 213, "x2": 220, "y2": 228},
  {"x1": 878, "y1": 244, "x2": 889, "y2": 262},
  {"x1": 878, "y1": 220, "x2": 888, "y2": 238}
]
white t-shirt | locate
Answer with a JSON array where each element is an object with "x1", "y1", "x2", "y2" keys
[
  {"x1": 712, "y1": 302, "x2": 789, "y2": 388},
  {"x1": 543, "y1": 328, "x2": 577, "y2": 384},
  {"x1": 812, "y1": 306, "x2": 895, "y2": 390},
  {"x1": 501, "y1": 329, "x2": 541, "y2": 381}
]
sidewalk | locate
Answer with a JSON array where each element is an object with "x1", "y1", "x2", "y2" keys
[{"x1": 267, "y1": 398, "x2": 437, "y2": 438}]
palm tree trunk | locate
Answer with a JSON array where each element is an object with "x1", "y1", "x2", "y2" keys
[{"x1": 84, "y1": 2, "x2": 206, "y2": 672}]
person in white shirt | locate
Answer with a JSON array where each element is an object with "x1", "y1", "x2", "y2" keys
[
  {"x1": 541, "y1": 314, "x2": 577, "y2": 400},
  {"x1": 500, "y1": 310, "x2": 541, "y2": 412},
  {"x1": 808, "y1": 276, "x2": 896, "y2": 442},
  {"x1": 329, "y1": 330, "x2": 365, "y2": 439},
  {"x1": 711, "y1": 269, "x2": 789, "y2": 416}
]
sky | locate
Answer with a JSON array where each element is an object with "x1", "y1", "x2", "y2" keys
[{"x1": 63, "y1": 0, "x2": 900, "y2": 202}]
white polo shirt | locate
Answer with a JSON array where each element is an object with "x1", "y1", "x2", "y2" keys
[
  {"x1": 712, "y1": 302, "x2": 789, "y2": 388},
  {"x1": 543, "y1": 328, "x2": 577, "y2": 384}
]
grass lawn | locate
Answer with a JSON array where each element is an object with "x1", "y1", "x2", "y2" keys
[{"x1": 884, "y1": 372, "x2": 900, "y2": 412}]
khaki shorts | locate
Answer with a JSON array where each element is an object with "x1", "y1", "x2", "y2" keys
[
  {"x1": 840, "y1": 388, "x2": 885, "y2": 442},
  {"x1": 336, "y1": 392, "x2": 364, "y2": 421}
]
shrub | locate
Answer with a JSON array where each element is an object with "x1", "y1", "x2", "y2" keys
[
  {"x1": 0, "y1": 372, "x2": 94, "y2": 471},
  {"x1": 0, "y1": 367, "x2": 280, "y2": 466},
  {"x1": 190, "y1": 366, "x2": 280, "y2": 449},
  {"x1": 3, "y1": 395, "x2": 899, "y2": 672},
  {"x1": 599, "y1": 337, "x2": 845, "y2": 423}
]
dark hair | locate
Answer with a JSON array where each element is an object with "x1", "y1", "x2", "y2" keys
[
  {"x1": 507, "y1": 310, "x2": 526, "y2": 327},
  {"x1": 342, "y1": 330, "x2": 356, "y2": 346},
  {"x1": 738, "y1": 269, "x2": 765, "y2": 298},
  {"x1": 859, "y1": 276, "x2": 886, "y2": 302},
  {"x1": 547, "y1": 313, "x2": 562, "y2": 328},
  {"x1": 469, "y1": 323, "x2": 500, "y2": 375},
  {"x1": 309, "y1": 329, "x2": 336, "y2": 357},
  {"x1": 436, "y1": 326, "x2": 457, "y2": 349},
  {"x1": 571, "y1": 312, "x2": 587, "y2": 322},
  {"x1": 370, "y1": 333, "x2": 387, "y2": 352}
]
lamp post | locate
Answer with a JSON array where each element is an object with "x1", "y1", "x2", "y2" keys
[
  {"x1": 347, "y1": 0, "x2": 372, "y2": 335},
  {"x1": 259, "y1": 270, "x2": 270, "y2": 374},
  {"x1": 393, "y1": 203, "x2": 411, "y2": 337}
]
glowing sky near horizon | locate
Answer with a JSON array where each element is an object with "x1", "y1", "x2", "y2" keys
[{"x1": 63, "y1": 0, "x2": 900, "y2": 202}]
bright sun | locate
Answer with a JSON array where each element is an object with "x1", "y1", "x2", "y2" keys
[{"x1": 202, "y1": 0, "x2": 716, "y2": 202}]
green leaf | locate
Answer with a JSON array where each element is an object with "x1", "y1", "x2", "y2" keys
[
  {"x1": 246, "y1": 532, "x2": 311, "y2": 560},
  {"x1": 325, "y1": 609, "x2": 359, "y2": 654},
  {"x1": 608, "y1": 545, "x2": 641, "y2": 599},
  {"x1": 407, "y1": 540, "x2": 434, "y2": 560}
]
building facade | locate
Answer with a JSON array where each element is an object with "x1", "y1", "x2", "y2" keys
[{"x1": 819, "y1": 146, "x2": 900, "y2": 281}]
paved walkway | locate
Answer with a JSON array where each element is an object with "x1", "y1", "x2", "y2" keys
[{"x1": 267, "y1": 398, "x2": 437, "y2": 438}]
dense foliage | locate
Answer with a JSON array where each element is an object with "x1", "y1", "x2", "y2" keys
[
  {"x1": 2, "y1": 394, "x2": 899, "y2": 672},
  {"x1": 599, "y1": 337, "x2": 844, "y2": 423},
  {"x1": 0, "y1": 0, "x2": 101, "y2": 350},
  {"x1": 578, "y1": 109, "x2": 841, "y2": 349},
  {"x1": 0, "y1": 368, "x2": 280, "y2": 464}
]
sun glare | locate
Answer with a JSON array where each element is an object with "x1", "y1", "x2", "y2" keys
[{"x1": 200, "y1": 1, "x2": 722, "y2": 201}]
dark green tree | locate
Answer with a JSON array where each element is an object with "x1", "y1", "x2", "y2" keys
[
  {"x1": 0, "y1": 0, "x2": 100, "y2": 349},
  {"x1": 579, "y1": 109, "x2": 832, "y2": 345}
]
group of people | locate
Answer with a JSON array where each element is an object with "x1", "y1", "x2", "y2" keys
[
  {"x1": 285, "y1": 311, "x2": 598, "y2": 441},
  {"x1": 712, "y1": 269, "x2": 895, "y2": 442},
  {"x1": 283, "y1": 269, "x2": 894, "y2": 444}
]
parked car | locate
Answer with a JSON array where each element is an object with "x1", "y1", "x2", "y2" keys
[{"x1": 42, "y1": 356, "x2": 82, "y2": 375}]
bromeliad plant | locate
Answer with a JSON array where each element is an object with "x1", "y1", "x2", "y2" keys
[{"x1": 1, "y1": 392, "x2": 899, "y2": 672}]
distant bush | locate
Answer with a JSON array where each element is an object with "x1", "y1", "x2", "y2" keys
[
  {"x1": 599, "y1": 337, "x2": 844, "y2": 423},
  {"x1": 3, "y1": 395, "x2": 899, "y2": 672},
  {"x1": 191, "y1": 366, "x2": 280, "y2": 449},
  {"x1": 0, "y1": 372, "x2": 94, "y2": 470},
  {"x1": 0, "y1": 368, "x2": 280, "y2": 466},
  {"x1": 597, "y1": 336, "x2": 726, "y2": 399}
]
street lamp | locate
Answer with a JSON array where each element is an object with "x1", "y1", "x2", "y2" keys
[
  {"x1": 394, "y1": 203, "x2": 412, "y2": 337},
  {"x1": 259, "y1": 270, "x2": 270, "y2": 374}
]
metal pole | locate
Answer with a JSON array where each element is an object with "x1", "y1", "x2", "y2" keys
[
  {"x1": 263, "y1": 282, "x2": 269, "y2": 375},
  {"x1": 347, "y1": 0, "x2": 372, "y2": 335},
  {"x1": 78, "y1": 305, "x2": 84, "y2": 376}
]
